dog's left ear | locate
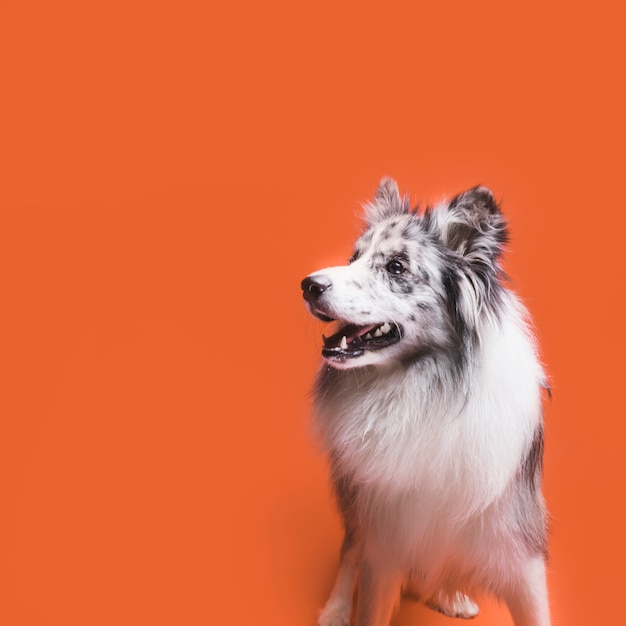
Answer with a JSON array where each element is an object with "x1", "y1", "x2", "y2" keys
[
  {"x1": 424, "y1": 186, "x2": 508, "y2": 261},
  {"x1": 364, "y1": 177, "x2": 410, "y2": 224}
]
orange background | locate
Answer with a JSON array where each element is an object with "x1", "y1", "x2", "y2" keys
[{"x1": 1, "y1": 1, "x2": 625, "y2": 624}]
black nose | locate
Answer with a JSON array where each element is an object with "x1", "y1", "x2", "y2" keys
[{"x1": 301, "y1": 275, "x2": 332, "y2": 302}]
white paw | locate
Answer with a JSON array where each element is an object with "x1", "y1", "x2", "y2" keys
[
  {"x1": 318, "y1": 603, "x2": 351, "y2": 626},
  {"x1": 427, "y1": 591, "x2": 479, "y2": 619}
]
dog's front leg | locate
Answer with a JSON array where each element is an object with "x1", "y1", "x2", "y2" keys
[
  {"x1": 502, "y1": 554, "x2": 551, "y2": 626},
  {"x1": 318, "y1": 532, "x2": 359, "y2": 626},
  {"x1": 354, "y1": 556, "x2": 402, "y2": 626}
]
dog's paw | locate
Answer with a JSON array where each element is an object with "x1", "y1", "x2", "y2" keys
[
  {"x1": 318, "y1": 603, "x2": 351, "y2": 626},
  {"x1": 427, "y1": 591, "x2": 479, "y2": 620}
]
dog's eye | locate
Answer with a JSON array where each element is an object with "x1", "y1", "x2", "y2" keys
[{"x1": 386, "y1": 259, "x2": 405, "y2": 275}]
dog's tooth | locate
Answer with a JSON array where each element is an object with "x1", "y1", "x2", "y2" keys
[
  {"x1": 380, "y1": 322, "x2": 391, "y2": 334},
  {"x1": 374, "y1": 328, "x2": 383, "y2": 337},
  {"x1": 340, "y1": 336, "x2": 348, "y2": 350},
  {"x1": 364, "y1": 332, "x2": 373, "y2": 340}
]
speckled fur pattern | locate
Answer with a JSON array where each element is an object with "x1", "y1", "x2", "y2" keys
[{"x1": 303, "y1": 179, "x2": 551, "y2": 626}]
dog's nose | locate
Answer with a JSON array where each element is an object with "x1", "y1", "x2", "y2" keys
[{"x1": 301, "y1": 275, "x2": 332, "y2": 302}]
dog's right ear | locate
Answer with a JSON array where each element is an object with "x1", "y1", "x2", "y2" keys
[{"x1": 363, "y1": 177, "x2": 410, "y2": 224}]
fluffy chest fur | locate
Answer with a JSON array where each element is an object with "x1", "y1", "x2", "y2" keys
[{"x1": 314, "y1": 303, "x2": 543, "y2": 535}]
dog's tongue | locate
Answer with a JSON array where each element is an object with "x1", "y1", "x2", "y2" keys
[{"x1": 323, "y1": 323, "x2": 378, "y2": 349}]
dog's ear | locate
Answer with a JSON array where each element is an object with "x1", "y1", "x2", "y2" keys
[
  {"x1": 424, "y1": 186, "x2": 508, "y2": 261},
  {"x1": 364, "y1": 177, "x2": 410, "y2": 223}
]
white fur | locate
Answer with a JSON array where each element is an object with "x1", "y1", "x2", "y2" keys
[
  {"x1": 315, "y1": 296, "x2": 544, "y2": 579},
  {"x1": 317, "y1": 297, "x2": 540, "y2": 499}
]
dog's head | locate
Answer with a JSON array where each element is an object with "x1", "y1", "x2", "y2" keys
[{"x1": 302, "y1": 178, "x2": 508, "y2": 369}]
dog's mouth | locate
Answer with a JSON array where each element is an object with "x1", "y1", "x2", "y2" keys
[{"x1": 321, "y1": 322, "x2": 402, "y2": 360}]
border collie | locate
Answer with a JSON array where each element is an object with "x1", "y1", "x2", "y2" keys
[{"x1": 301, "y1": 179, "x2": 550, "y2": 626}]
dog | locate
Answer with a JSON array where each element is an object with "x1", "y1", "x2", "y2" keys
[{"x1": 301, "y1": 179, "x2": 550, "y2": 626}]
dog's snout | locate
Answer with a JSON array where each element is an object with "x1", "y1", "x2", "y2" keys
[{"x1": 301, "y1": 275, "x2": 332, "y2": 302}]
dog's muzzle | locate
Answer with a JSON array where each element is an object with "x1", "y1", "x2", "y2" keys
[{"x1": 301, "y1": 273, "x2": 403, "y2": 362}]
